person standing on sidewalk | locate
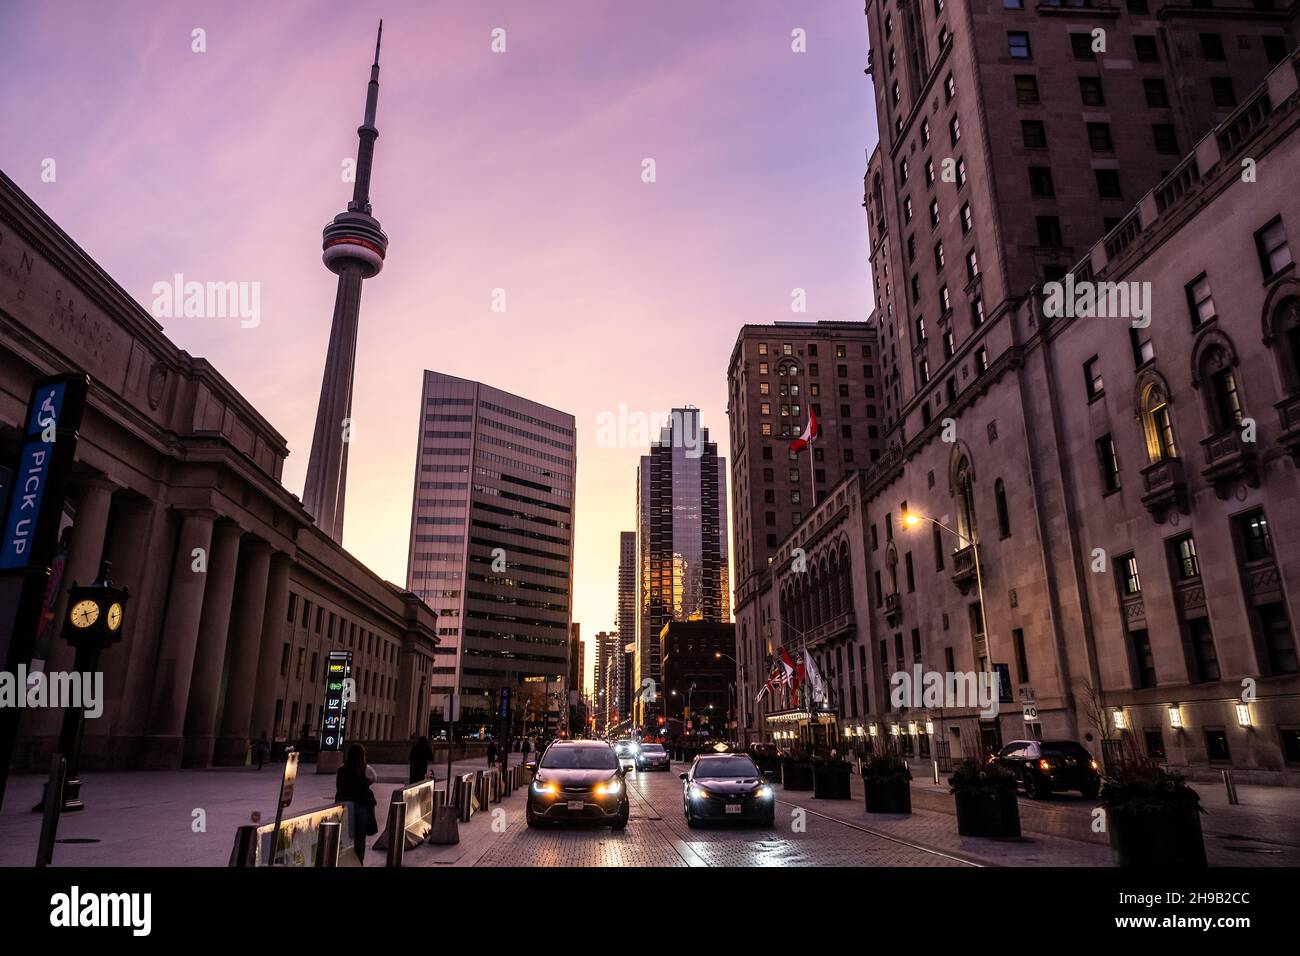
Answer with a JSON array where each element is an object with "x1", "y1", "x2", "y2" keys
[
  {"x1": 408, "y1": 735, "x2": 434, "y2": 784},
  {"x1": 335, "y1": 744, "x2": 377, "y2": 865},
  {"x1": 487, "y1": 740, "x2": 498, "y2": 767},
  {"x1": 253, "y1": 732, "x2": 270, "y2": 771}
]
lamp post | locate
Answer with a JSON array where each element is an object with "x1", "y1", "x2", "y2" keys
[
  {"x1": 902, "y1": 510, "x2": 992, "y2": 718},
  {"x1": 715, "y1": 651, "x2": 747, "y2": 747}
]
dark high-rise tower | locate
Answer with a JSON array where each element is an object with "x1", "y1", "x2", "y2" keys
[{"x1": 302, "y1": 22, "x2": 390, "y2": 543}]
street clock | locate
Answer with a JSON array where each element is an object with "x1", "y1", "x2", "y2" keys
[{"x1": 62, "y1": 561, "x2": 129, "y2": 649}]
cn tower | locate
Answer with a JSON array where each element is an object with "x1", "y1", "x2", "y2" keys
[{"x1": 302, "y1": 21, "x2": 389, "y2": 543}]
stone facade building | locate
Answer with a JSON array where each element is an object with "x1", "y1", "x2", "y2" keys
[{"x1": 0, "y1": 171, "x2": 438, "y2": 770}]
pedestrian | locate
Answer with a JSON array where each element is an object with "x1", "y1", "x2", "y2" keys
[
  {"x1": 335, "y1": 744, "x2": 378, "y2": 865},
  {"x1": 408, "y1": 735, "x2": 434, "y2": 784},
  {"x1": 253, "y1": 732, "x2": 270, "y2": 771},
  {"x1": 521, "y1": 737, "x2": 532, "y2": 762},
  {"x1": 487, "y1": 740, "x2": 498, "y2": 767}
]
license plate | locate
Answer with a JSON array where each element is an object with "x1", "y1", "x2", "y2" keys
[
  {"x1": 725, "y1": 804, "x2": 742, "y2": 814},
  {"x1": 567, "y1": 800, "x2": 584, "y2": 811}
]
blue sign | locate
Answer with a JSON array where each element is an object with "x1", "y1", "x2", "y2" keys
[
  {"x1": 498, "y1": 686, "x2": 511, "y2": 721},
  {"x1": 0, "y1": 383, "x2": 69, "y2": 570}
]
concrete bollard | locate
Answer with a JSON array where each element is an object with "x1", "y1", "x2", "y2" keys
[
  {"x1": 315, "y1": 820, "x2": 341, "y2": 867},
  {"x1": 1222, "y1": 769, "x2": 1240, "y2": 805},
  {"x1": 429, "y1": 804, "x2": 460, "y2": 844},
  {"x1": 384, "y1": 792, "x2": 406, "y2": 867}
]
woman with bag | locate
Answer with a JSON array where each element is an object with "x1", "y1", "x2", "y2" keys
[{"x1": 335, "y1": 744, "x2": 378, "y2": 864}]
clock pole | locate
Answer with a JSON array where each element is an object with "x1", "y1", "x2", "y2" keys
[{"x1": 40, "y1": 560, "x2": 128, "y2": 813}]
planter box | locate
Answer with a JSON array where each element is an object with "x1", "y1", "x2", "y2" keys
[
  {"x1": 782, "y1": 761, "x2": 814, "y2": 791},
  {"x1": 864, "y1": 775, "x2": 912, "y2": 814},
  {"x1": 813, "y1": 764, "x2": 852, "y2": 800},
  {"x1": 953, "y1": 786, "x2": 1021, "y2": 838},
  {"x1": 1108, "y1": 804, "x2": 1207, "y2": 868},
  {"x1": 752, "y1": 755, "x2": 783, "y2": 782}
]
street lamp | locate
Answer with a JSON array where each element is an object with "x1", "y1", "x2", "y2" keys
[{"x1": 902, "y1": 509, "x2": 991, "y2": 684}]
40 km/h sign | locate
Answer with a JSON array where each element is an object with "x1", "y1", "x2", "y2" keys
[{"x1": 1022, "y1": 703, "x2": 1040, "y2": 723}]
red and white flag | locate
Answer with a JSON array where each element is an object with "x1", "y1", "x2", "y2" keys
[{"x1": 789, "y1": 407, "x2": 818, "y2": 454}]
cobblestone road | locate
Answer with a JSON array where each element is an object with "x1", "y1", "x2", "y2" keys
[{"x1": 475, "y1": 763, "x2": 970, "y2": 867}]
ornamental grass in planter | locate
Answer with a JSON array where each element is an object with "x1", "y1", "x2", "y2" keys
[
  {"x1": 949, "y1": 758, "x2": 1021, "y2": 838},
  {"x1": 1101, "y1": 757, "x2": 1206, "y2": 868},
  {"x1": 862, "y1": 750, "x2": 912, "y2": 814}
]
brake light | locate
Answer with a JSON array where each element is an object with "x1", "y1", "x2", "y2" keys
[{"x1": 1038, "y1": 759, "x2": 1052, "y2": 772}]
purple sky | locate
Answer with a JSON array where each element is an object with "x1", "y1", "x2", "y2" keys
[{"x1": 1, "y1": 0, "x2": 877, "y2": 691}]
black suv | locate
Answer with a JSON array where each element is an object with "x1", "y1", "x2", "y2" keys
[{"x1": 989, "y1": 739, "x2": 1101, "y2": 799}]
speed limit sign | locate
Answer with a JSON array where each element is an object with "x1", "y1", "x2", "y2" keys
[{"x1": 1022, "y1": 703, "x2": 1040, "y2": 723}]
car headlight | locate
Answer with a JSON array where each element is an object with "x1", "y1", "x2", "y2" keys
[
  {"x1": 690, "y1": 784, "x2": 710, "y2": 800},
  {"x1": 757, "y1": 785, "x2": 773, "y2": 799},
  {"x1": 596, "y1": 778, "x2": 622, "y2": 796},
  {"x1": 1090, "y1": 759, "x2": 1099, "y2": 771},
  {"x1": 532, "y1": 779, "x2": 557, "y2": 796}
]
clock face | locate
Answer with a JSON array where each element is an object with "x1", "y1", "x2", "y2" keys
[
  {"x1": 70, "y1": 599, "x2": 100, "y2": 629},
  {"x1": 107, "y1": 603, "x2": 123, "y2": 631}
]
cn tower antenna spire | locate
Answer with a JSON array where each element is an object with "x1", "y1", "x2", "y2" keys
[{"x1": 302, "y1": 25, "x2": 392, "y2": 544}]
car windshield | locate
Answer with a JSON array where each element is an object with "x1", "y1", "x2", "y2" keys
[
  {"x1": 693, "y1": 756, "x2": 759, "y2": 778},
  {"x1": 541, "y1": 746, "x2": 619, "y2": 770},
  {"x1": 1042, "y1": 742, "x2": 1092, "y2": 759},
  {"x1": 641, "y1": 745, "x2": 665, "y2": 754}
]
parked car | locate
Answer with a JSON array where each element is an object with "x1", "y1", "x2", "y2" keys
[
  {"x1": 636, "y1": 743, "x2": 671, "y2": 771},
  {"x1": 680, "y1": 753, "x2": 775, "y2": 828},
  {"x1": 526, "y1": 741, "x2": 630, "y2": 829},
  {"x1": 989, "y1": 739, "x2": 1101, "y2": 799}
]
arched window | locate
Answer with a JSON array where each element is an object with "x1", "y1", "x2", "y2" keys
[
  {"x1": 829, "y1": 553, "x2": 842, "y2": 617},
  {"x1": 995, "y1": 478, "x2": 1011, "y2": 538},
  {"x1": 1201, "y1": 345, "x2": 1243, "y2": 434},
  {"x1": 1265, "y1": 294, "x2": 1300, "y2": 393},
  {"x1": 839, "y1": 544, "x2": 852, "y2": 612},
  {"x1": 954, "y1": 457, "x2": 978, "y2": 547},
  {"x1": 1140, "y1": 382, "x2": 1178, "y2": 463}
]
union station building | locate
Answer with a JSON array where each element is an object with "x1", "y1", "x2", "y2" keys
[{"x1": 0, "y1": 171, "x2": 438, "y2": 770}]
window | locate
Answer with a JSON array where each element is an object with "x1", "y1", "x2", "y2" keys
[
  {"x1": 929, "y1": 197, "x2": 940, "y2": 228},
  {"x1": 934, "y1": 241, "x2": 945, "y2": 270},
  {"x1": 965, "y1": 250, "x2": 979, "y2": 282},
  {"x1": 899, "y1": 158, "x2": 909, "y2": 183},
  {"x1": 1238, "y1": 511, "x2": 1273, "y2": 562},
  {"x1": 960, "y1": 202, "x2": 972, "y2": 235},
  {"x1": 1079, "y1": 76, "x2": 1104, "y2": 106},
  {"x1": 915, "y1": 316, "x2": 927, "y2": 341},
  {"x1": 945, "y1": 73, "x2": 956, "y2": 101},
  {"x1": 920, "y1": 118, "x2": 930, "y2": 146},
  {"x1": 1152, "y1": 124, "x2": 1179, "y2": 154},
  {"x1": 1145, "y1": 728, "x2": 1166, "y2": 760},
  {"x1": 1255, "y1": 216, "x2": 1292, "y2": 279},
  {"x1": 1070, "y1": 33, "x2": 1094, "y2": 60},
  {"x1": 943, "y1": 328, "x2": 955, "y2": 359},
  {"x1": 1174, "y1": 535, "x2": 1201, "y2": 580},
  {"x1": 1028, "y1": 166, "x2": 1054, "y2": 197},
  {"x1": 940, "y1": 286, "x2": 951, "y2": 314},
  {"x1": 949, "y1": 116, "x2": 961, "y2": 145},
  {"x1": 925, "y1": 157, "x2": 935, "y2": 186},
  {"x1": 1186, "y1": 273, "x2": 1216, "y2": 327},
  {"x1": 1087, "y1": 122, "x2": 1113, "y2": 152},
  {"x1": 956, "y1": 157, "x2": 967, "y2": 187},
  {"x1": 1096, "y1": 169, "x2": 1122, "y2": 199},
  {"x1": 1021, "y1": 120, "x2": 1047, "y2": 149},
  {"x1": 1131, "y1": 629, "x2": 1157, "y2": 689},
  {"x1": 1097, "y1": 434, "x2": 1121, "y2": 492},
  {"x1": 1211, "y1": 77, "x2": 1236, "y2": 108},
  {"x1": 1008, "y1": 32, "x2": 1031, "y2": 58},
  {"x1": 995, "y1": 478, "x2": 1011, "y2": 537},
  {"x1": 976, "y1": 345, "x2": 989, "y2": 373},
  {"x1": 1259, "y1": 603, "x2": 1298, "y2": 675},
  {"x1": 1204, "y1": 727, "x2": 1230, "y2": 761},
  {"x1": 1120, "y1": 553, "x2": 1141, "y2": 595},
  {"x1": 1014, "y1": 74, "x2": 1039, "y2": 104},
  {"x1": 907, "y1": 234, "x2": 916, "y2": 263},
  {"x1": 1141, "y1": 383, "x2": 1178, "y2": 462},
  {"x1": 1200, "y1": 33, "x2": 1225, "y2": 61},
  {"x1": 919, "y1": 358, "x2": 931, "y2": 384},
  {"x1": 1187, "y1": 618, "x2": 1220, "y2": 684},
  {"x1": 1209, "y1": 360, "x2": 1243, "y2": 431},
  {"x1": 903, "y1": 196, "x2": 913, "y2": 223},
  {"x1": 1036, "y1": 216, "x2": 1062, "y2": 247},
  {"x1": 1130, "y1": 326, "x2": 1154, "y2": 367},
  {"x1": 1004, "y1": 0, "x2": 1023, "y2": 6},
  {"x1": 1134, "y1": 35, "x2": 1159, "y2": 63},
  {"x1": 1084, "y1": 357, "x2": 1104, "y2": 399},
  {"x1": 1013, "y1": 629, "x2": 1030, "y2": 683},
  {"x1": 905, "y1": 552, "x2": 915, "y2": 592},
  {"x1": 970, "y1": 295, "x2": 985, "y2": 327},
  {"x1": 1144, "y1": 78, "x2": 1169, "y2": 108}
]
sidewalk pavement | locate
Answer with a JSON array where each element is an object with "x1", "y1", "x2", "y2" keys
[
  {"x1": 0, "y1": 755, "x2": 524, "y2": 867},
  {"x1": 780, "y1": 757, "x2": 1300, "y2": 866}
]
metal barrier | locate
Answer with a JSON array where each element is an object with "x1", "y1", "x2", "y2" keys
[{"x1": 231, "y1": 802, "x2": 359, "y2": 867}]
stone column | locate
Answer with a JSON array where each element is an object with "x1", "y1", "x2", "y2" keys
[
  {"x1": 81, "y1": 497, "x2": 164, "y2": 769},
  {"x1": 28, "y1": 475, "x2": 117, "y2": 750},
  {"x1": 213, "y1": 542, "x2": 274, "y2": 765},
  {"x1": 142, "y1": 509, "x2": 216, "y2": 769},
  {"x1": 181, "y1": 522, "x2": 243, "y2": 767}
]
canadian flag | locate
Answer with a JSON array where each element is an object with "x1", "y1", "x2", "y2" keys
[{"x1": 789, "y1": 407, "x2": 817, "y2": 454}]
